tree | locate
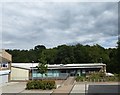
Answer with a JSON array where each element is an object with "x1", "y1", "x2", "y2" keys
[
  {"x1": 56, "y1": 45, "x2": 75, "y2": 64},
  {"x1": 34, "y1": 45, "x2": 46, "y2": 62},
  {"x1": 36, "y1": 55, "x2": 48, "y2": 79},
  {"x1": 6, "y1": 43, "x2": 118, "y2": 74},
  {"x1": 34, "y1": 45, "x2": 46, "y2": 50},
  {"x1": 27, "y1": 49, "x2": 38, "y2": 62},
  {"x1": 117, "y1": 40, "x2": 120, "y2": 73},
  {"x1": 73, "y1": 44, "x2": 91, "y2": 63},
  {"x1": 41, "y1": 49, "x2": 58, "y2": 64}
]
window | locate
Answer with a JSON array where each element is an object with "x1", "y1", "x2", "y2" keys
[{"x1": 1, "y1": 62, "x2": 8, "y2": 68}]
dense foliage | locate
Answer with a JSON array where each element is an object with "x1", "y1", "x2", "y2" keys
[
  {"x1": 6, "y1": 43, "x2": 119, "y2": 74},
  {"x1": 36, "y1": 56, "x2": 48, "y2": 78},
  {"x1": 75, "y1": 72, "x2": 119, "y2": 82},
  {"x1": 26, "y1": 80, "x2": 56, "y2": 90}
]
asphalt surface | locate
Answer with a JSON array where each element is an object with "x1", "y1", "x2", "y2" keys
[
  {"x1": 70, "y1": 82, "x2": 119, "y2": 95},
  {"x1": 87, "y1": 84, "x2": 120, "y2": 95}
]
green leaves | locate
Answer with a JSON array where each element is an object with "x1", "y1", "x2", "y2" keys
[
  {"x1": 26, "y1": 80, "x2": 56, "y2": 90},
  {"x1": 37, "y1": 55, "x2": 48, "y2": 78},
  {"x1": 37, "y1": 63, "x2": 48, "y2": 75},
  {"x1": 6, "y1": 43, "x2": 119, "y2": 74}
]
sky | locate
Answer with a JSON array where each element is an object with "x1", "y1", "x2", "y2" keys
[{"x1": 1, "y1": 1, "x2": 118, "y2": 50}]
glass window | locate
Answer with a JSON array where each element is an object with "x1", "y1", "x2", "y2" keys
[{"x1": 1, "y1": 62, "x2": 8, "y2": 67}]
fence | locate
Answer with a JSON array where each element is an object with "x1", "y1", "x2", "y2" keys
[
  {"x1": 31, "y1": 73, "x2": 69, "y2": 80},
  {"x1": 76, "y1": 77, "x2": 119, "y2": 82}
]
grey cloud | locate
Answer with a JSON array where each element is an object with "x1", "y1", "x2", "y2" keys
[{"x1": 1, "y1": 2, "x2": 118, "y2": 49}]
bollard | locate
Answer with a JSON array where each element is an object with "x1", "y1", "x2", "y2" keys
[
  {"x1": 94, "y1": 79, "x2": 95, "y2": 82},
  {"x1": 90, "y1": 79, "x2": 92, "y2": 82}
]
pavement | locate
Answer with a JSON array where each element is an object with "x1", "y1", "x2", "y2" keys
[
  {"x1": 51, "y1": 85, "x2": 73, "y2": 94},
  {"x1": 0, "y1": 81, "x2": 119, "y2": 95},
  {"x1": 1, "y1": 82, "x2": 26, "y2": 93},
  {"x1": 0, "y1": 82, "x2": 53, "y2": 94},
  {"x1": 51, "y1": 77, "x2": 75, "y2": 95},
  {"x1": 21, "y1": 89, "x2": 53, "y2": 94},
  {"x1": 0, "y1": 77, "x2": 75, "y2": 95},
  {"x1": 70, "y1": 83, "x2": 88, "y2": 93}
]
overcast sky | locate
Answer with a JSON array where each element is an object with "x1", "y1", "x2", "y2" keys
[{"x1": 1, "y1": 2, "x2": 118, "y2": 49}]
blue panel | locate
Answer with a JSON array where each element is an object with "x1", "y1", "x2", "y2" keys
[{"x1": 32, "y1": 70, "x2": 60, "y2": 78}]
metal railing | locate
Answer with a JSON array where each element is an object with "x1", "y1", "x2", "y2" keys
[
  {"x1": 76, "y1": 77, "x2": 119, "y2": 82},
  {"x1": 31, "y1": 73, "x2": 69, "y2": 80}
]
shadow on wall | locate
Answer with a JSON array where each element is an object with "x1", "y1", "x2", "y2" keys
[{"x1": 87, "y1": 85, "x2": 120, "y2": 95}]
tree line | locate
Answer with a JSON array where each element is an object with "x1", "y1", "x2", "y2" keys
[{"x1": 6, "y1": 42, "x2": 120, "y2": 74}]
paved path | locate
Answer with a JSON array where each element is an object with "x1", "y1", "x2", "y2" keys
[
  {"x1": 1, "y1": 82, "x2": 53, "y2": 94},
  {"x1": 1, "y1": 82, "x2": 26, "y2": 93},
  {"x1": 64, "y1": 77, "x2": 75, "y2": 85},
  {"x1": 51, "y1": 77, "x2": 75, "y2": 95},
  {"x1": 51, "y1": 85, "x2": 73, "y2": 94},
  {"x1": 1, "y1": 81, "x2": 119, "y2": 95},
  {"x1": 0, "y1": 77, "x2": 75, "y2": 94},
  {"x1": 21, "y1": 89, "x2": 53, "y2": 94},
  {"x1": 70, "y1": 82, "x2": 89, "y2": 95}
]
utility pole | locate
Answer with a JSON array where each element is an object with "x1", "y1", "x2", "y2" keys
[
  {"x1": 100, "y1": 58, "x2": 102, "y2": 63},
  {"x1": 85, "y1": 81, "x2": 87, "y2": 95},
  {"x1": 32, "y1": 61, "x2": 34, "y2": 80}
]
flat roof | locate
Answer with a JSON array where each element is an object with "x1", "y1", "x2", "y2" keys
[{"x1": 12, "y1": 63, "x2": 106, "y2": 70}]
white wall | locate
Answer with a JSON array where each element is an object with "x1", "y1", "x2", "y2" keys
[
  {"x1": 11, "y1": 67, "x2": 29, "y2": 80},
  {"x1": 0, "y1": 74, "x2": 8, "y2": 84}
]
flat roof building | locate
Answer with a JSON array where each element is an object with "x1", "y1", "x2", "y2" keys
[
  {"x1": 0, "y1": 49, "x2": 12, "y2": 84},
  {"x1": 11, "y1": 63, "x2": 106, "y2": 81}
]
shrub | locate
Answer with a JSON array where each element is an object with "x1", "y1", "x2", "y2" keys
[
  {"x1": 106, "y1": 76, "x2": 118, "y2": 82},
  {"x1": 75, "y1": 76, "x2": 85, "y2": 82},
  {"x1": 34, "y1": 80, "x2": 41, "y2": 89},
  {"x1": 26, "y1": 80, "x2": 35, "y2": 90},
  {"x1": 26, "y1": 80, "x2": 56, "y2": 90},
  {"x1": 75, "y1": 72, "x2": 119, "y2": 82}
]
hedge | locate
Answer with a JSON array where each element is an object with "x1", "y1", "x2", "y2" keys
[{"x1": 26, "y1": 80, "x2": 56, "y2": 90}]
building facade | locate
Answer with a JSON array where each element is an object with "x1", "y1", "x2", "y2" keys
[
  {"x1": 11, "y1": 63, "x2": 106, "y2": 81},
  {"x1": 0, "y1": 49, "x2": 12, "y2": 84}
]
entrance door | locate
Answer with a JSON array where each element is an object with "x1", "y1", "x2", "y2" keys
[{"x1": 70, "y1": 70, "x2": 76, "y2": 76}]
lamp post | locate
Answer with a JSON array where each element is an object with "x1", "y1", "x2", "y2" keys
[
  {"x1": 100, "y1": 58, "x2": 102, "y2": 63},
  {"x1": 32, "y1": 61, "x2": 34, "y2": 80},
  {"x1": 85, "y1": 81, "x2": 87, "y2": 95}
]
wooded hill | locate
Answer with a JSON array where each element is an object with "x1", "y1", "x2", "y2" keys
[{"x1": 6, "y1": 42, "x2": 120, "y2": 74}]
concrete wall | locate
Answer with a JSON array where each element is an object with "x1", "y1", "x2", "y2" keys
[
  {"x1": 0, "y1": 74, "x2": 8, "y2": 84},
  {"x1": 11, "y1": 67, "x2": 29, "y2": 80}
]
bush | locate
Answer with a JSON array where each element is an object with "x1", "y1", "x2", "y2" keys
[
  {"x1": 75, "y1": 72, "x2": 119, "y2": 82},
  {"x1": 26, "y1": 80, "x2": 35, "y2": 90},
  {"x1": 75, "y1": 76, "x2": 85, "y2": 82},
  {"x1": 26, "y1": 80, "x2": 56, "y2": 90},
  {"x1": 106, "y1": 76, "x2": 118, "y2": 82}
]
